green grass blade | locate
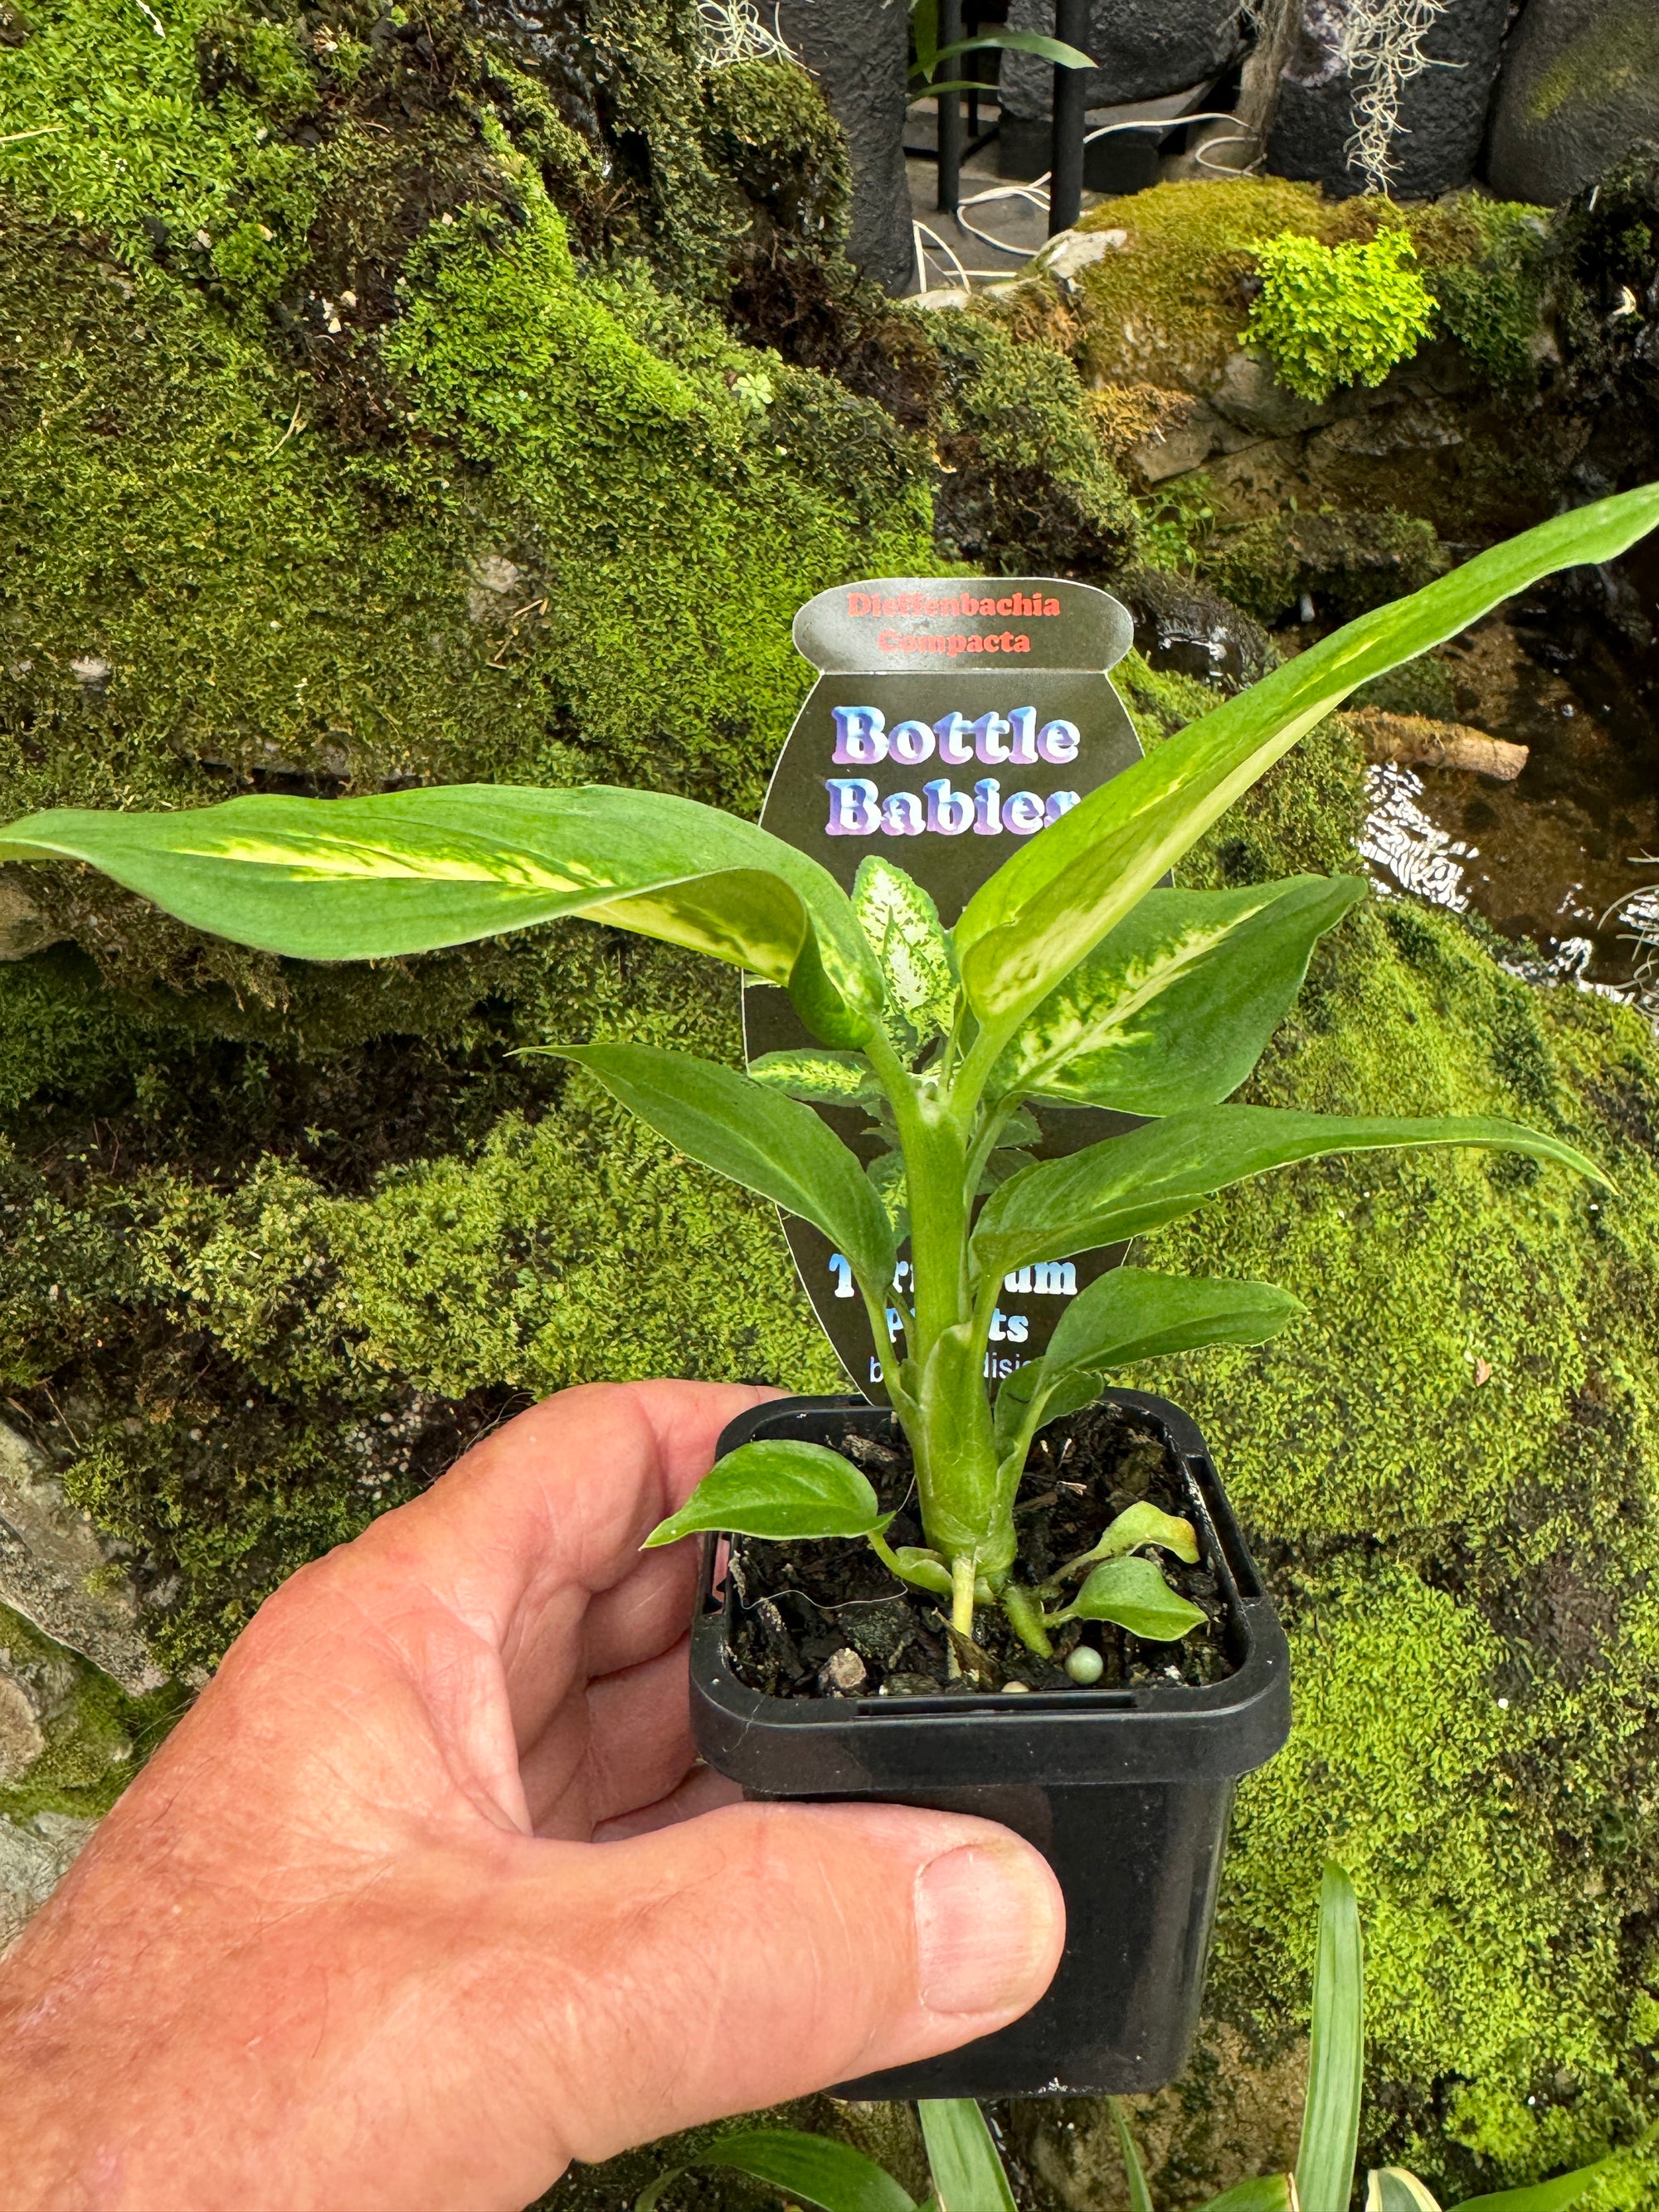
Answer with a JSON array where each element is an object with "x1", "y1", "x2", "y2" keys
[
  {"x1": 931, "y1": 30, "x2": 1094, "y2": 66},
  {"x1": 1454, "y1": 2155, "x2": 1618, "y2": 2210},
  {"x1": 954, "y1": 484, "x2": 1659, "y2": 1032},
  {"x1": 1296, "y1": 1864, "x2": 1364, "y2": 2212},
  {"x1": 918, "y1": 2102, "x2": 1019, "y2": 2212},
  {"x1": 637, "y1": 2129, "x2": 919, "y2": 2212},
  {"x1": 1110, "y1": 2098, "x2": 1156, "y2": 2212}
]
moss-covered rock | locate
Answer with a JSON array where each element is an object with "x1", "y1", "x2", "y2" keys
[{"x1": 1068, "y1": 178, "x2": 1550, "y2": 402}]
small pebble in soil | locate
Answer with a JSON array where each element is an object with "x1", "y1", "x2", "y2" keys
[
  {"x1": 819, "y1": 1646, "x2": 868, "y2": 1696},
  {"x1": 1065, "y1": 1645, "x2": 1105, "y2": 1685}
]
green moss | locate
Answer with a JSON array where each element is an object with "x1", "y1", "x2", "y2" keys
[
  {"x1": 1073, "y1": 179, "x2": 1551, "y2": 404},
  {"x1": 1242, "y1": 231, "x2": 1438, "y2": 404},
  {"x1": 1526, "y1": 0, "x2": 1659, "y2": 125},
  {"x1": 929, "y1": 306, "x2": 1139, "y2": 569},
  {"x1": 1201, "y1": 507, "x2": 1445, "y2": 625},
  {"x1": 1076, "y1": 717, "x2": 1659, "y2": 2198},
  {"x1": 0, "y1": 1603, "x2": 187, "y2": 1821}
]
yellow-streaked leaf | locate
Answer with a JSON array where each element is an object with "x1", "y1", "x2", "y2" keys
[
  {"x1": 0, "y1": 784, "x2": 884, "y2": 1046},
  {"x1": 990, "y1": 877, "x2": 1365, "y2": 1113},
  {"x1": 955, "y1": 484, "x2": 1659, "y2": 1033}
]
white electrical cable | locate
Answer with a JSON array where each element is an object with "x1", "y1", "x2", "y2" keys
[
  {"x1": 912, "y1": 218, "x2": 975, "y2": 293},
  {"x1": 948, "y1": 113, "x2": 1262, "y2": 262}
]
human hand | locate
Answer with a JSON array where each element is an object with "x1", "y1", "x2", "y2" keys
[{"x1": 0, "y1": 1380, "x2": 1064, "y2": 2212}]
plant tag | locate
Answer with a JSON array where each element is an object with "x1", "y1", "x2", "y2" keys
[{"x1": 745, "y1": 574, "x2": 1145, "y2": 1399}]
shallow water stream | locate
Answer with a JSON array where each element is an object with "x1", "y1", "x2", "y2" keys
[{"x1": 1355, "y1": 576, "x2": 1659, "y2": 1007}]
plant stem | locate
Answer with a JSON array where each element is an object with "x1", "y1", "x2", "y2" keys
[
  {"x1": 1001, "y1": 1581, "x2": 1053, "y2": 1658},
  {"x1": 951, "y1": 1553, "x2": 977, "y2": 1637}
]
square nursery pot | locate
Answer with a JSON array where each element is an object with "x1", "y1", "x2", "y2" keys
[{"x1": 690, "y1": 1391, "x2": 1291, "y2": 2101}]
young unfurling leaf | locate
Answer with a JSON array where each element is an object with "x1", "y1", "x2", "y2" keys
[
  {"x1": 1084, "y1": 1500, "x2": 1201, "y2": 1568},
  {"x1": 853, "y1": 857, "x2": 958, "y2": 1051},
  {"x1": 645, "y1": 1440, "x2": 890, "y2": 1546}
]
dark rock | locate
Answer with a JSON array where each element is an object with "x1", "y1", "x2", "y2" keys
[
  {"x1": 1549, "y1": 147, "x2": 1659, "y2": 487},
  {"x1": 1486, "y1": 0, "x2": 1659, "y2": 204},
  {"x1": 997, "y1": 0, "x2": 1245, "y2": 123},
  {"x1": 1265, "y1": 0, "x2": 1512, "y2": 199},
  {"x1": 1112, "y1": 566, "x2": 1276, "y2": 693},
  {"x1": 776, "y1": 0, "x2": 913, "y2": 294}
]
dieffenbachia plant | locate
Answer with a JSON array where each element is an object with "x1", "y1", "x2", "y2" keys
[{"x1": 2, "y1": 489, "x2": 1656, "y2": 1655}]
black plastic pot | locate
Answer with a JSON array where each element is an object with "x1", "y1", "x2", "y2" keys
[{"x1": 690, "y1": 1391, "x2": 1291, "y2": 2101}]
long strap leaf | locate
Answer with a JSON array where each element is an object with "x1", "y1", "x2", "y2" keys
[
  {"x1": 954, "y1": 483, "x2": 1659, "y2": 1031},
  {"x1": 917, "y1": 2102, "x2": 1019, "y2": 2212},
  {"x1": 635, "y1": 2129, "x2": 918, "y2": 2212},
  {"x1": 1111, "y1": 2099, "x2": 1156, "y2": 2212},
  {"x1": 1296, "y1": 1864, "x2": 1365, "y2": 2212},
  {"x1": 1453, "y1": 2153, "x2": 1623, "y2": 2210}
]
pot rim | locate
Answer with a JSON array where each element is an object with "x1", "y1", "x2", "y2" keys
[{"x1": 689, "y1": 1388, "x2": 1291, "y2": 1791}]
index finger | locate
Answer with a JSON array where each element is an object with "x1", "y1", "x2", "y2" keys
[{"x1": 347, "y1": 1378, "x2": 778, "y2": 1650}]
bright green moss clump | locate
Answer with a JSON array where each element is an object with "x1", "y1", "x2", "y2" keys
[{"x1": 1242, "y1": 230, "x2": 1438, "y2": 404}]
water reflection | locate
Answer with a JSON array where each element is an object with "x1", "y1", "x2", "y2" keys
[{"x1": 1355, "y1": 615, "x2": 1659, "y2": 1016}]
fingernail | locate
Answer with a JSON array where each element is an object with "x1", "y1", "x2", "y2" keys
[{"x1": 914, "y1": 1842, "x2": 1062, "y2": 2016}]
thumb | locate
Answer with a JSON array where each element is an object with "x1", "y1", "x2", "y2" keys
[{"x1": 500, "y1": 1799, "x2": 1065, "y2": 2164}]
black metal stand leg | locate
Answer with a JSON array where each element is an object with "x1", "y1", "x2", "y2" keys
[
  {"x1": 937, "y1": 0, "x2": 964, "y2": 215},
  {"x1": 1048, "y1": 0, "x2": 1088, "y2": 234}
]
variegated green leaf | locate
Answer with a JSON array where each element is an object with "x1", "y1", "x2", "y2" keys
[
  {"x1": 990, "y1": 877, "x2": 1365, "y2": 1113},
  {"x1": 0, "y1": 784, "x2": 885, "y2": 1048},
  {"x1": 749, "y1": 1049, "x2": 883, "y2": 1108},
  {"x1": 854, "y1": 856, "x2": 958, "y2": 1048},
  {"x1": 868, "y1": 1149, "x2": 910, "y2": 1237},
  {"x1": 1368, "y1": 2172, "x2": 1443, "y2": 2212},
  {"x1": 954, "y1": 484, "x2": 1659, "y2": 1036}
]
